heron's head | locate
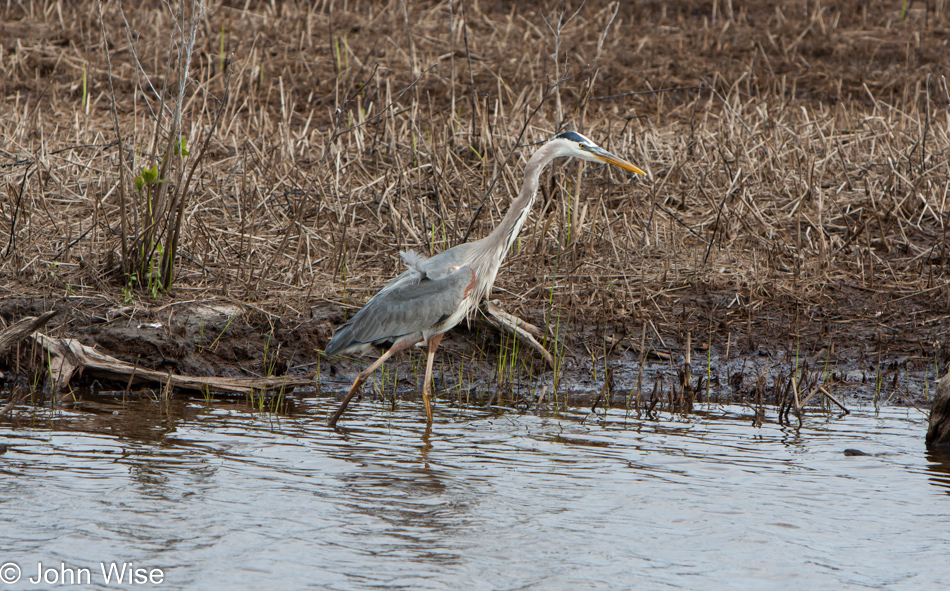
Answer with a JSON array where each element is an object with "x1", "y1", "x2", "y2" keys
[{"x1": 550, "y1": 131, "x2": 646, "y2": 175}]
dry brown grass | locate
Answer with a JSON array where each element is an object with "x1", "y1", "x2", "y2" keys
[{"x1": 1, "y1": 0, "x2": 949, "y2": 401}]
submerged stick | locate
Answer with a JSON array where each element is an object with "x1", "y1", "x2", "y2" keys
[{"x1": 818, "y1": 386, "x2": 850, "y2": 415}]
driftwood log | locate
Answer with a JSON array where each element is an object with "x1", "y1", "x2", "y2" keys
[
  {"x1": 927, "y1": 373, "x2": 950, "y2": 447},
  {"x1": 483, "y1": 301, "x2": 555, "y2": 369},
  {"x1": 31, "y1": 332, "x2": 310, "y2": 398},
  {"x1": 0, "y1": 311, "x2": 60, "y2": 416},
  {"x1": 0, "y1": 310, "x2": 59, "y2": 356}
]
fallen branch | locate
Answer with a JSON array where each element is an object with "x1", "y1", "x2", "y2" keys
[
  {"x1": 0, "y1": 311, "x2": 59, "y2": 416},
  {"x1": 0, "y1": 311, "x2": 59, "y2": 356},
  {"x1": 31, "y1": 332, "x2": 309, "y2": 397},
  {"x1": 483, "y1": 301, "x2": 555, "y2": 369}
]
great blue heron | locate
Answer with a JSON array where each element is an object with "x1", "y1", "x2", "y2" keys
[{"x1": 325, "y1": 131, "x2": 646, "y2": 426}]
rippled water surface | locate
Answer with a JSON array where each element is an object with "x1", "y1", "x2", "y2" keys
[{"x1": 1, "y1": 397, "x2": 949, "y2": 590}]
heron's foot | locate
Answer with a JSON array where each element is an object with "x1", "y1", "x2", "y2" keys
[
  {"x1": 327, "y1": 343, "x2": 406, "y2": 428},
  {"x1": 328, "y1": 383, "x2": 362, "y2": 428},
  {"x1": 483, "y1": 301, "x2": 555, "y2": 369},
  {"x1": 421, "y1": 384, "x2": 434, "y2": 425}
]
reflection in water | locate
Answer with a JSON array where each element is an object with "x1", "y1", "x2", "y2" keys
[
  {"x1": 926, "y1": 448, "x2": 950, "y2": 494},
  {"x1": 1, "y1": 397, "x2": 948, "y2": 590}
]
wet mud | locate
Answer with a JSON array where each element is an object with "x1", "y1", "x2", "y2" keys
[{"x1": 0, "y1": 289, "x2": 941, "y2": 422}]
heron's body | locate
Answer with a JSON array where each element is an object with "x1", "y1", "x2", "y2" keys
[{"x1": 325, "y1": 131, "x2": 645, "y2": 427}]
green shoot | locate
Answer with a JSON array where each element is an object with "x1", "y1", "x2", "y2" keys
[{"x1": 81, "y1": 61, "x2": 88, "y2": 112}]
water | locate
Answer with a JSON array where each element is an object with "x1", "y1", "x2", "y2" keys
[{"x1": 1, "y1": 396, "x2": 948, "y2": 590}]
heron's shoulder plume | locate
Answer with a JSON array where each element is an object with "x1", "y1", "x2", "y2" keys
[{"x1": 400, "y1": 250, "x2": 429, "y2": 279}]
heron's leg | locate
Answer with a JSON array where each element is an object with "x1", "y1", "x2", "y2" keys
[
  {"x1": 421, "y1": 333, "x2": 444, "y2": 425},
  {"x1": 328, "y1": 339, "x2": 417, "y2": 428}
]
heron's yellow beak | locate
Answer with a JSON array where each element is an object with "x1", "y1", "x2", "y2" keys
[{"x1": 590, "y1": 146, "x2": 647, "y2": 175}]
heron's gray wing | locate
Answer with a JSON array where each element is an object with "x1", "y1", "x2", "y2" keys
[
  {"x1": 325, "y1": 265, "x2": 474, "y2": 356},
  {"x1": 422, "y1": 242, "x2": 477, "y2": 279}
]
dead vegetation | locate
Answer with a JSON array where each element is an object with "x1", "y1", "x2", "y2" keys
[{"x1": 0, "y1": 0, "x2": 949, "y2": 407}]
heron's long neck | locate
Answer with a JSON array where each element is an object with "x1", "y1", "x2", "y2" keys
[
  {"x1": 485, "y1": 149, "x2": 552, "y2": 263},
  {"x1": 462, "y1": 144, "x2": 559, "y2": 307}
]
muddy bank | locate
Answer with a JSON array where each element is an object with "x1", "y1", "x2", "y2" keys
[{"x1": 0, "y1": 285, "x2": 942, "y2": 419}]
